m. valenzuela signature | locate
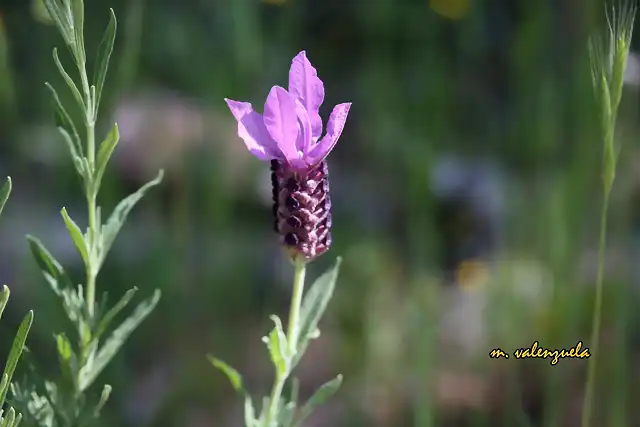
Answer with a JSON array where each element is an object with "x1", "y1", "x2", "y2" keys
[{"x1": 489, "y1": 341, "x2": 591, "y2": 365}]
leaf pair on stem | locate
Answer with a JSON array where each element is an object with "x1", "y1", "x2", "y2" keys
[{"x1": 210, "y1": 257, "x2": 344, "y2": 427}]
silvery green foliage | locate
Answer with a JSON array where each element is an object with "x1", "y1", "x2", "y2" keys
[
  {"x1": 209, "y1": 258, "x2": 343, "y2": 427},
  {"x1": 0, "y1": 177, "x2": 35, "y2": 427},
  {"x1": 12, "y1": 1, "x2": 162, "y2": 425}
]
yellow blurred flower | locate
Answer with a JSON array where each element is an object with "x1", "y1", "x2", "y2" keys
[
  {"x1": 430, "y1": 0, "x2": 470, "y2": 20},
  {"x1": 455, "y1": 259, "x2": 489, "y2": 291}
]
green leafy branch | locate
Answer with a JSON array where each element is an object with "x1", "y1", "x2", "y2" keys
[
  {"x1": 13, "y1": 1, "x2": 163, "y2": 425},
  {"x1": 209, "y1": 257, "x2": 344, "y2": 427},
  {"x1": 0, "y1": 177, "x2": 35, "y2": 427}
]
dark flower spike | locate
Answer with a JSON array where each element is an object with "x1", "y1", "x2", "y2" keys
[{"x1": 225, "y1": 51, "x2": 351, "y2": 260}]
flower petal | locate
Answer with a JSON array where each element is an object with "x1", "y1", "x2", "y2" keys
[
  {"x1": 307, "y1": 102, "x2": 351, "y2": 165},
  {"x1": 288, "y1": 51, "x2": 325, "y2": 139},
  {"x1": 224, "y1": 98, "x2": 279, "y2": 161},
  {"x1": 263, "y1": 86, "x2": 300, "y2": 163},
  {"x1": 295, "y1": 99, "x2": 313, "y2": 156}
]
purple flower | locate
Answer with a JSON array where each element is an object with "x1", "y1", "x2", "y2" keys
[
  {"x1": 224, "y1": 51, "x2": 351, "y2": 260},
  {"x1": 224, "y1": 51, "x2": 351, "y2": 170}
]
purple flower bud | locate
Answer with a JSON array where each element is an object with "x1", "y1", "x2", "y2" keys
[
  {"x1": 271, "y1": 160, "x2": 332, "y2": 260},
  {"x1": 224, "y1": 51, "x2": 351, "y2": 260}
]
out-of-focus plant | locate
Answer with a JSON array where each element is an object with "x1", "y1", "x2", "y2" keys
[
  {"x1": 11, "y1": 1, "x2": 163, "y2": 425},
  {"x1": 583, "y1": 1, "x2": 636, "y2": 427},
  {"x1": 0, "y1": 177, "x2": 35, "y2": 427},
  {"x1": 209, "y1": 51, "x2": 351, "y2": 427},
  {"x1": 429, "y1": 0, "x2": 470, "y2": 20},
  {"x1": 0, "y1": 16, "x2": 17, "y2": 126}
]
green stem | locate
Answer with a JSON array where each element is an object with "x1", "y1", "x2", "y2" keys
[
  {"x1": 84, "y1": 98, "x2": 98, "y2": 319},
  {"x1": 265, "y1": 375, "x2": 286, "y2": 427},
  {"x1": 264, "y1": 256, "x2": 307, "y2": 427},
  {"x1": 581, "y1": 186, "x2": 610, "y2": 427},
  {"x1": 78, "y1": 56, "x2": 98, "y2": 319},
  {"x1": 286, "y1": 257, "x2": 306, "y2": 352},
  {"x1": 86, "y1": 190, "x2": 97, "y2": 317}
]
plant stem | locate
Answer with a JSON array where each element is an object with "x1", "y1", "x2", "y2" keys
[
  {"x1": 79, "y1": 58, "x2": 98, "y2": 319},
  {"x1": 265, "y1": 374, "x2": 285, "y2": 427},
  {"x1": 264, "y1": 256, "x2": 307, "y2": 427},
  {"x1": 581, "y1": 186, "x2": 610, "y2": 427},
  {"x1": 86, "y1": 190, "x2": 97, "y2": 317},
  {"x1": 286, "y1": 257, "x2": 306, "y2": 352}
]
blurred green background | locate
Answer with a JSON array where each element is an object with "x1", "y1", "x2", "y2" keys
[{"x1": 2, "y1": 0, "x2": 640, "y2": 426}]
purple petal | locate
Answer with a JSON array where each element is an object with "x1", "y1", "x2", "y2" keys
[
  {"x1": 295, "y1": 99, "x2": 313, "y2": 156},
  {"x1": 288, "y1": 51, "x2": 325, "y2": 140},
  {"x1": 263, "y1": 86, "x2": 300, "y2": 164},
  {"x1": 224, "y1": 98, "x2": 279, "y2": 161},
  {"x1": 307, "y1": 103, "x2": 351, "y2": 165}
]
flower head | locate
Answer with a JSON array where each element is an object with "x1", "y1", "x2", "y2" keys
[
  {"x1": 224, "y1": 50, "x2": 351, "y2": 170},
  {"x1": 225, "y1": 51, "x2": 351, "y2": 260}
]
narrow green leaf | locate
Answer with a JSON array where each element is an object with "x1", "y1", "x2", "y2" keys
[
  {"x1": 13, "y1": 412, "x2": 22, "y2": 427},
  {"x1": 45, "y1": 82, "x2": 83, "y2": 158},
  {"x1": 70, "y1": 0, "x2": 84, "y2": 63},
  {"x1": 0, "y1": 286, "x2": 10, "y2": 323},
  {"x1": 0, "y1": 375, "x2": 8, "y2": 410},
  {"x1": 98, "y1": 170, "x2": 164, "y2": 268},
  {"x1": 93, "y1": 9, "x2": 117, "y2": 117},
  {"x1": 292, "y1": 257, "x2": 342, "y2": 367},
  {"x1": 90, "y1": 85, "x2": 96, "y2": 107},
  {"x1": 55, "y1": 333, "x2": 77, "y2": 386},
  {"x1": 26, "y1": 236, "x2": 72, "y2": 290},
  {"x1": 278, "y1": 401, "x2": 296, "y2": 427},
  {"x1": 42, "y1": 0, "x2": 73, "y2": 45},
  {"x1": 1, "y1": 407, "x2": 15, "y2": 427},
  {"x1": 207, "y1": 356, "x2": 244, "y2": 393},
  {"x1": 52, "y1": 48, "x2": 85, "y2": 109},
  {"x1": 94, "y1": 287, "x2": 137, "y2": 341},
  {"x1": 78, "y1": 290, "x2": 160, "y2": 391},
  {"x1": 262, "y1": 315, "x2": 289, "y2": 377},
  {"x1": 0, "y1": 177, "x2": 11, "y2": 218},
  {"x1": 93, "y1": 123, "x2": 120, "y2": 195},
  {"x1": 293, "y1": 375, "x2": 343, "y2": 427},
  {"x1": 60, "y1": 207, "x2": 90, "y2": 266},
  {"x1": 0, "y1": 311, "x2": 33, "y2": 407},
  {"x1": 55, "y1": 334, "x2": 73, "y2": 363},
  {"x1": 27, "y1": 236, "x2": 86, "y2": 331},
  {"x1": 80, "y1": 319, "x2": 92, "y2": 348},
  {"x1": 93, "y1": 384, "x2": 112, "y2": 417},
  {"x1": 57, "y1": 126, "x2": 89, "y2": 181},
  {"x1": 244, "y1": 395, "x2": 257, "y2": 427}
]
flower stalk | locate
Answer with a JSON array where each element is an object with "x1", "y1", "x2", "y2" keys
[
  {"x1": 210, "y1": 50, "x2": 349, "y2": 427},
  {"x1": 287, "y1": 257, "x2": 307, "y2": 354},
  {"x1": 265, "y1": 256, "x2": 307, "y2": 427},
  {"x1": 583, "y1": 2, "x2": 636, "y2": 427}
]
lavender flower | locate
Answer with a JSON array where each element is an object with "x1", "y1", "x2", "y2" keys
[{"x1": 225, "y1": 51, "x2": 351, "y2": 260}]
